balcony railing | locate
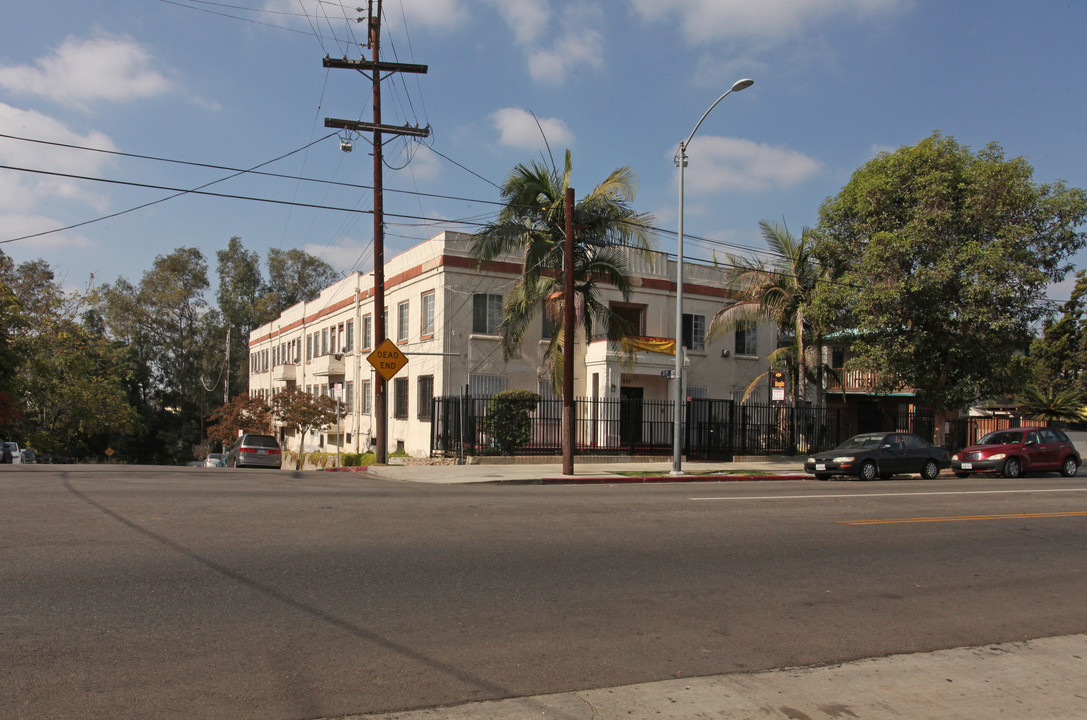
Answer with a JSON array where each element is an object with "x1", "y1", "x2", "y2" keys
[{"x1": 824, "y1": 368, "x2": 914, "y2": 395}]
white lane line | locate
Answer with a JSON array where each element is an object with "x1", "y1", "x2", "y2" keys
[{"x1": 690, "y1": 488, "x2": 1087, "y2": 501}]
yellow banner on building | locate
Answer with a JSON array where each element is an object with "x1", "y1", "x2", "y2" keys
[{"x1": 622, "y1": 336, "x2": 676, "y2": 355}]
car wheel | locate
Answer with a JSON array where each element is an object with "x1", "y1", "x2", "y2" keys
[
  {"x1": 921, "y1": 459, "x2": 940, "y2": 479},
  {"x1": 1060, "y1": 456, "x2": 1079, "y2": 477},
  {"x1": 815, "y1": 472, "x2": 832, "y2": 481},
  {"x1": 1003, "y1": 457, "x2": 1023, "y2": 478},
  {"x1": 954, "y1": 472, "x2": 971, "y2": 479},
  {"x1": 860, "y1": 460, "x2": 878, "y2": 481}
]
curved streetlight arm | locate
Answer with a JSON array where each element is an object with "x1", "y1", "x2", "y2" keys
[{"x1": 682, "y1": 78, "x2": 755, "y2": 150}]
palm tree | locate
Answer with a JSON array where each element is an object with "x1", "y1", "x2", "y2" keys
[
  {"x1": 1016, "y1": 384, "x2": 1087, "y2": 423},
  {"x1": 708, "y1": 220, "x2": 826, "y2": 405},
  {"x1": 470, "y1": 150, "x2": 655, "y2": 388}
]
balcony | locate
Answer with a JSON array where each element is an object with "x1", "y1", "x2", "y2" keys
[
  {"x1": 311, "y1": 354, "x2": 346, "y2": 377},
  {"x1": 272, "y1": 364, "x2": 296, "y2": 382},
  {"x1": 824, "y1": 368, "x2": 915, "y2": 396},
  {"x1": 585, "y1": 337, "x2": 682, "y2": 375}
]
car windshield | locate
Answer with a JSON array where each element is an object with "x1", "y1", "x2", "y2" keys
[
  {"x1": 978, "y1": 430, "x2": 1024, "y2": 445},
  {"x1": 837, "y1": 434, "x2": 886, "y2": 450}
]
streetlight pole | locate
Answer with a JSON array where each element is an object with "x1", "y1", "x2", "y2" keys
[{"x1": 671, "y1": 78, "x2": 754, "y2": 476}]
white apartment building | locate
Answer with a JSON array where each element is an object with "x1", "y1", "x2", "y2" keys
[{"x1": 248, "y1": 230, "x2": 776, "y2": 458}]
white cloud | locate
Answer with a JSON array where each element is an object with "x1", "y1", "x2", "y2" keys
[
  {"x1": 527, "y1": 26, "x2": 605, "y2": 85},
  {"x1": 628, "y1": 0, "x2": 906, "y2": 44},
  {"x1": 485, "y1": 2, "x2": 605, "y2": 85},
  {"x1": 0, "y1": 35, "x2": 171, "y2": 107},
  {"x1": 491, "y1": 108, "x2": 574, "y2": 151},
  {"x1": 0, "y1": 104, "x2": 116, "y2": 211},
  {"x1": 486, "y1": 0, "x2": 549, "y2": 44},
  {"x1": 680, "y1": 137, "x2": 823, "y2": 193}
]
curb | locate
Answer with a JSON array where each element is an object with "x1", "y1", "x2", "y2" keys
[{"x1": 514, "y1": 474, "x2": 812, "y2": 485}]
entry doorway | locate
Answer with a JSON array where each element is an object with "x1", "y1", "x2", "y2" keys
[{"x1": 620, "y1": 387, "x2": 644, "y2": 445}]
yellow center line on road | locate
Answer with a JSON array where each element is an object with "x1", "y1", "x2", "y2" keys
[{"x1": 840, "y1": 511, "x2": 1087, "y2": 526}]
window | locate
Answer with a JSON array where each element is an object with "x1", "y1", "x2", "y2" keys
[
  {"x1": 305, "y1": 334, "x2": 312, "y2": 361},
  {"x1": 831, "y1": 346, "x2": 844, "y2": 369},
  {"x1": 472, "y1": 293, "x2": 503, "y2": 334},
  {"x1": 611, "y1": 303, "x2": 645, "y2": 337},
  {"x1": 345, "y1": 320, "x2": 354, "y2": 352},
  {"x1": 321, "y1": 328, "x2": 329, "y2": 356},
  {"x1": 362, "y1": 314, "x2": 372, "y2": 350},
  {"x1": 345, "y1": 381, "x2": 354, "y2": 413},
  {"x1": 420, "y1": 291, "x2": 435, "y2": 338},
  {"x1": 735, "y1": 322, "x2": 758, "y2": 356},
  {"x1": 330, "y1": 325, "x2": 338, "y2": 354},
  {"x1": 682, "y1": 313, "x2": 705, "y2": 351},
  {"x1": 417, "y1": 375, "x2": 434, "y2": 420},
  {"x1": 361, "y1": 380, "x2": 371, "y2": 413},
  {"x1": 394, "y1": 377, "x2": 409, "y2": 419},
  {"x1": 397, "y1": 300, "x2": 410, "y2": 343},
  {"x1": 469, "y1": 374, "x2": 507, "y2": 396}
]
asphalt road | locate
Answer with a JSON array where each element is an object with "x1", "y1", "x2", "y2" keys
[{"x1": 4, "y1": 465, "x2": 1087, "y2": 719}]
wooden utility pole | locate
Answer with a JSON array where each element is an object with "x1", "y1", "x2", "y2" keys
[
  {"x1": 562, "y1": 187, "x2": 575, "y2": 475},
  {"x1": 324, "y1": 0, "x2": 429, "y2": 464}
]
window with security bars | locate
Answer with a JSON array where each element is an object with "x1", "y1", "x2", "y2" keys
[
  {"x1": 417, "y1": 375, "x2": 434, "y2": 420},
  {"x1": 469, "y1": 374, "x2": 506, "y2": 396},
  {"x1": 472, "y1": 293, "x2": 503, "y2": 334},
  {"x1": 361, "y1": 380, "x2": 371, "y2": 413},
  {"x1": 394, "y1": 377, "x2": 409, "y2": 418}
]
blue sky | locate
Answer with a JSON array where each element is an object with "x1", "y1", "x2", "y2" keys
[{"x1": 2, "y1": 0, "x2": 1086, "y2": 304}]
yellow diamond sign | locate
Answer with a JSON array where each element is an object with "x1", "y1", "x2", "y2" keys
[{"x1": 367, "y1": 338, "x2": 409, "y2": 381}]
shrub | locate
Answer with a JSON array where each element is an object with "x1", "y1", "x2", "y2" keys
[{"x1": 482, "y1": 390, "x2": 540, "y2": 454}]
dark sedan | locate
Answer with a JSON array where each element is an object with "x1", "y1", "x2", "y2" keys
[{"x1": 805, "y1": 432, "x2": 950, "y2": 481}]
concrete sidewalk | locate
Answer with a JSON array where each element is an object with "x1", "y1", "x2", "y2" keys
[
  {"x1": 335, "y1": 633, "x2": 1087, "y2": 719},
  {"x1": 359, "y1": 458, "x2": 811, "y2": 484}
]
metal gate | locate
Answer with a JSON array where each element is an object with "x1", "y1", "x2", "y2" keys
[{"x1": 685, "y1": 398, "x2": 734, "y2": 461}]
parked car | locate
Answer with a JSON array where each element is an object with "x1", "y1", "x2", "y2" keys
[
  {"x1": 805, "y1": 432, "x2": 950, "y2": 481},
  {"x1": 951, "y1": 427, "x2": 1080, "y2": 478},
  {"x1": 4, "y1": 441, "x2": 22, "y2": 465},
  {"x1": 21, "y1": 448, "x2": 36, "y2": 464},
  {"x1": 224, "y1": 434, "x2": 282, "y2": 469},
  {"x1": 1, "y1": 440, "x2": 11, "y2": 464},
  {"x1": 204, "y1": 453, "x2": 225, "y2": 468}
]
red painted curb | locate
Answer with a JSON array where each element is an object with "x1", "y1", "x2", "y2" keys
[{"x1": 537, "y1": 474, "x2": 810, "y2": 485}]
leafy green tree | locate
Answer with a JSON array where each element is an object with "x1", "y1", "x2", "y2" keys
[
  {"x1": 264, "y1": 248, "x2": 338, "y2": 317},
  {"x1": 482, "y1": 390, "x2": 541, "y2": 454},
  {"x1": 709, "y1": 220, "x2": 827, "y2": 405},
  {"x1": 1029, "y1": 270, "x2": 1087, "y2": 393},
  {"x1": 0, "y1": 277, "x2": 26, "y2": 431},
  {"x1": 270, "y1": 386, "x2": 344, "y2": 470},
  {"x1": 99, "y1": 248, "x2": 213, "y2": 463},
  {"x1": 811, "y1": 133, "x2": 1087, "y2": 441},
  {"x1": 216, "y1": 237, "x2": 267, "y2": 398},
  {"x1": 0, "y1": 252, "x2": 136, "y2": 457},
  {"x1": 470, "y1": 150, "x2": 655, "y2": 388}
]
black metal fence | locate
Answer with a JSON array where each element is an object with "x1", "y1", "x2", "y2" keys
[
  {"x1": 430, "y1": 394, "x2": 1036, "y2": 460},
  {"x1": 431, "y1": 395, "x2": 676, "y2": 458}
]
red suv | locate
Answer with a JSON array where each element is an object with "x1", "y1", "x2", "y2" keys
[{"x1": 951, "y1": 427, "x2": 1080, "y2": 478}]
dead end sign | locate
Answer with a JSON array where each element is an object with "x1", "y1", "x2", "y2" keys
[{"x1": 367, "y1": 338, "x2": 409, "y2": 381}]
